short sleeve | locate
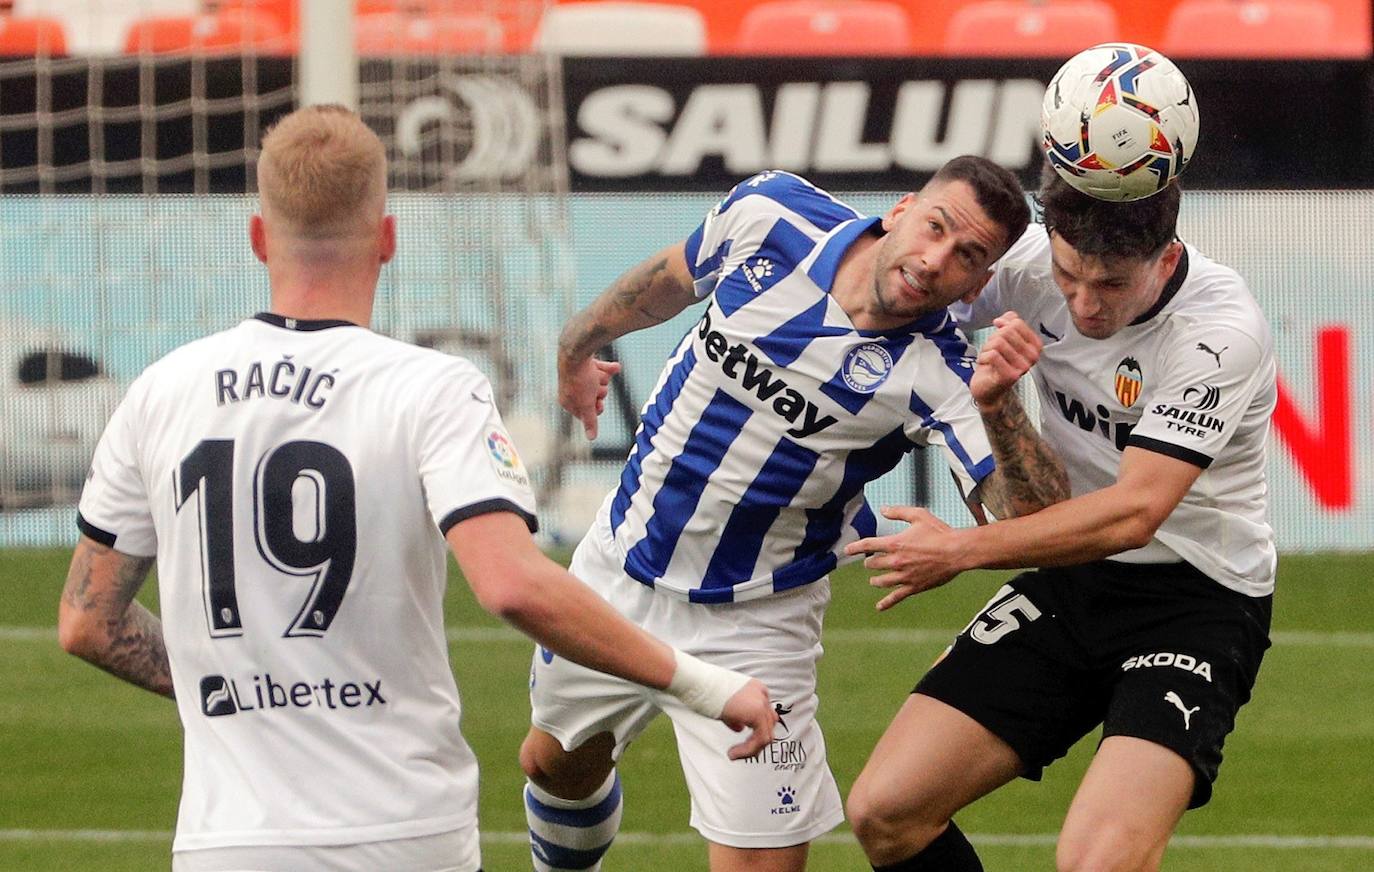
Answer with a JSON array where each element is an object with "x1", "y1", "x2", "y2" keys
[
  {"x1": 77, "y1": 384, "x2": 157, "y2": 556},
  {"x1": 682, "y1": 170, "x2": 857, "y2": 299},
  {"x1": 416, "y1": 364, "x2": 539, "y2": 535},
  {"x1": 904, "y1": 333, "x2": 996, "y2": 498},
  {"x1": 1128, "y1": 326, "x2": 1270, "y2": 468}
]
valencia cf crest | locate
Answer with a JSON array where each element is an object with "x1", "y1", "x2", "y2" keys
[{"x1": 1114, "y1": 357, "x2": 1143, "y2": 408}]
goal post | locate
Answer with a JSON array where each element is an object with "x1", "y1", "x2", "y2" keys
[{"x1": 0, "y1": 0, "x2": 584, "y2": 546}]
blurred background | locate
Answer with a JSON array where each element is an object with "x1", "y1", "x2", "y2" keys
[{"x1": 0, "y1": 2, "x2": 1370, "y2": 869}]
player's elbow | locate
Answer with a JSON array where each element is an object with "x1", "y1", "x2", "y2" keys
[
  {"x1": 471, "y1": 569, "x2": 542, "y2": 625},
  {"x1": 57, "y1": 607, "x2": 103, "y2": 660},
  {"x1": 1114, "y1": 502, "x2": 1169, "y2": 550}
]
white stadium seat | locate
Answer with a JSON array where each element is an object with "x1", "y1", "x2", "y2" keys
[
  {"x1": 13, "y1": 0, "x2": 199, "y2": 54},
  {"x1": 534, "y1": 2, "x2": 707, "y2": 56}
]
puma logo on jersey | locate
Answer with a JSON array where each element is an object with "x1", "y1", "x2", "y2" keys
[
  {"x1": 1164, "y1": 691, "x2": 1200, "y2": 730},
  {"x1": 1196, "y1": 342, "x2": 1228, "y2": 367},
  {"x1": 1038, "y1": 323, "x2": 1062, "y2": 342}
]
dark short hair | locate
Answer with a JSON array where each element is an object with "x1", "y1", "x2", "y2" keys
[
  {"x1": 1036, "y1": 164, "x2": 1180, "y2": 261},
  {"x1": 928, "y1": 155, "x2": 1030, "y2": 258}
]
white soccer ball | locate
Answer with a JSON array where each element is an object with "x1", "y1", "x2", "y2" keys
[{"x1": 1041, "y1": 43, "x2": 1200, "y2": 202}]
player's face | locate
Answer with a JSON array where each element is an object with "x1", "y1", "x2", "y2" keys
[
  {"x1": 1048, "y1": 233, "x2": 1183, "y2": 339},
  {"x1": 874, "y1": 180, "x2": 1005, "y2": 322}
]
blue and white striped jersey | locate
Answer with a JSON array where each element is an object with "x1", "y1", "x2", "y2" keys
[{"x1": 602, "y1": 171, "x2": 996, "y2": 603}]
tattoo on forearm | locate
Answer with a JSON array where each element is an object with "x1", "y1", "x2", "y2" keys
[
  {"x1": 559, "y1": 255, "x2": 682, "y2": 364},
  {"x1": 62, "y1": 542, "x2": 174, "y2": 699},
  {"x1": 979, "y1": 392, "x2": 1070, "y2": 519}
]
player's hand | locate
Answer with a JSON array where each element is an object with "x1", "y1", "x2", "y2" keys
[
  {"x1": 558, "y1": 357, "x2": 622, "y2": 440},
  {"x1": 845, "y1": 506, "x2": 966, "y2": 611},
  {"x1": 719, "y1": 678, "x2": 777, "y2": 760},
  {"x1": 970, "y1": 311, "x2": 1041, "y2": 409}
]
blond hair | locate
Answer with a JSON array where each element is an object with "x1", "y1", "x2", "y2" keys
[{"x1": 257, "y1": 105, "x2": 387, "y2": 239}]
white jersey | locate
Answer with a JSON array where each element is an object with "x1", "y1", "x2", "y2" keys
[
  {"x1": 952, "y1": 226, "x2": 1277, "y2": 597},
  {"x1": 605, "y1": 171, "x2": 995, "y2": 603},
  {"x1": 77, "y1": 313, "x2": 538, "y2": 853}
]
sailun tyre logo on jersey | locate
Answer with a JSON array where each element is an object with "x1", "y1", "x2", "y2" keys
[{"x1": 842, "y1": 343, "x2": 893, "y2": 393}]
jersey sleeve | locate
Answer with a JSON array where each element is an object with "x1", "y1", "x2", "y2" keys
[
  {"x1": 682, "y1": 170, "x2": 858, "y2": 298},
  {"x1": 904, "y1": 337, "x2": 996, "y2": 498},
  {"x1": 416, "y1": 363, "x2": 539, "y2": 535},
  {"x1": 77, "y1": 381, "x2": 157, "y2": 556},
  {"x1": 1128, "y1": 325, "x2": 1270, "y2": 468}
]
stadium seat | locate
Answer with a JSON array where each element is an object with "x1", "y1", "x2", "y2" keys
[
  {"x1": 534, "y1": 2, "x2": 707, "y2": 55},
  {"x1": 0, "y1": 17, "x2": 69, "y2": 56},
  {"x1": 214, "y1": 0, "x2": 298, "y2": 38},
  {"x1": 12, "y1": 0, "x2": 198, "y2": 54},
  {"x1": 1160, "y1": 0, "x2": 1335, "y2": 57},
  {"x1": 944, "y1": 0, "x2": 1119, "y2": 56},
  {"x1": 732, "y1": 0, "x2": 914, "y2": 55},
  {"x1": 355, "y1": 11, "x2": 505, "y2": 55},
  {"x1": 123, "y1": 10, "x2": 289, "y2": 54}
]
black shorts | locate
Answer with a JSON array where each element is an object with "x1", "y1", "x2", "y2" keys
[{"x1": 915, "y1": 560, "x2": 1271, "y2": 808}]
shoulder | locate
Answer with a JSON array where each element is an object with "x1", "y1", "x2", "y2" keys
[
  {"x1": 1165, "y1": 249, "x2": 1273, "y2": 354},
  {"x1": 714, "y1": 171, "x2": 862, "y2": 231},
  {"x1": 996, "y1": 223, "x2": 1052, "y2": 276}
]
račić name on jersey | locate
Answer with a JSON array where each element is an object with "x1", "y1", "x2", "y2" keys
[{"x1": 215, "y1": 355, "x2": 337, "y2": 410}]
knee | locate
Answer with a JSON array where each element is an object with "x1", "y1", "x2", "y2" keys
[
  {"x1": 1056, "y1": 822, "x2": 1163, "y2": 872},
  {"x1": 518, "y1": 733, "x2": 550, "y2": 782},
  {"x1": 846, "y1": 780, "x2": 944, "y2": 859},
  {"x1": 519, "y1": 729, "x2": 615, "y2": 797}
]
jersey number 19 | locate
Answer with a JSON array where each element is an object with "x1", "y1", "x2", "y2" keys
[{"x1": 174, "y1": 439, "x2": 357, "y2": 640}]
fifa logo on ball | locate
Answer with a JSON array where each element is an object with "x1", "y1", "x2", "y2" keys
[{"x1": 1041, "y1": 43, "x2": 1200, "y2": 202}]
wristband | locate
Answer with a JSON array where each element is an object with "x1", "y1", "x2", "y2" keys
[{"x1": 665, "y1": 648, "x2": 751, "y2": 719}]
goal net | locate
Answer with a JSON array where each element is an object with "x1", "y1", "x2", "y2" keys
[{"x1": 0, "y1": 0, "x2": 583, "y2": 546}]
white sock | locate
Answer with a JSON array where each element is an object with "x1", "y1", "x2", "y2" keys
[{"x1": 525, "y1": 770, "x2": 623, "y2": 872}]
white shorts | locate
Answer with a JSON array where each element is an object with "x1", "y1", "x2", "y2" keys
[
  {"x1": 529, "y1": 526, "x2": 844, "y2": 849},
  {"x1": 170, "y1": 826, "x2": 480, "y2": 872}
]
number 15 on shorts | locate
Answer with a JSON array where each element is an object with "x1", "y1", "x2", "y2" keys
[{"x1": 961, "y1": 584, "x2": 1042, "y2": 645}]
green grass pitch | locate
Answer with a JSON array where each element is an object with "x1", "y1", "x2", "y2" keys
[{"x1": 2, "y1": 548, "x2": 1372, "y2": 870}]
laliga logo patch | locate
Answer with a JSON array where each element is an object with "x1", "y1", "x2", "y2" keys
[
  {"x1": 842, "y1": 343, "x2": 893, "y2": 393},
  {"x1": 1114, "y1": 356, "x2": 1143, "y2": 408},
  {"x1": 486, "y1": 428, "x2": 530, "y2": 487}
]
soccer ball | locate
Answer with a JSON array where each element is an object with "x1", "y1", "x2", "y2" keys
[{"x1": 1041, "y1": 43, "x2": 1200, "y2": 202}]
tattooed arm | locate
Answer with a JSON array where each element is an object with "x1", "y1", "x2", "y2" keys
[
  {"x1": 973, "y1": 387, "x2": 1070, "y2": 520},
  {"x1": 558, "y1": 241, "x2": 699, "y2": 438},
  {"x1": 59, "y1": 536, "x2": 173, "y2": 699},
  {"x1": 967, "y1": 313, "x2": 1070, "y2": 520}
]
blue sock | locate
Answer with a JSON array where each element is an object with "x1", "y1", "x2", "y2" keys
[{"x1": 525, "y1": 770, "x2": 623, "y2": 871}]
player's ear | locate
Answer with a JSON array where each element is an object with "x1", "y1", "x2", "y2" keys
[
  {"x1": 881, "y1": 192, "x2": 916, "y2": 232},
  {"x1": 249, "y1": 215, "x2": 268, "y2": 264},
  {"x1": 378, "y1": 215, "x2": 397, "y2": 265},
  {"x1": 1159, "y1": 239, "x2": 1184, "y2": 275}
]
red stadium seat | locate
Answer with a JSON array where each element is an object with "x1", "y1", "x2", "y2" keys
[
  {"x1": 733, "y1": 0, "x2": 914, "y2": 55},
  {"x1": 0, "y1": 16, "x2": 68, "y2": 56},
  {"x1": 1161, "y1": 0, "x2": 1335, "y2": 57},
  {"x1": 944, "y1": 0, "x2": 1119, "y2": 56},
  {"x1": 214, "y1": 0, "x2": 299, "y2": 38},
  {"x1": 355, "y1": 11, "x2": 504, "y2": 55},
  {"x1": 123, "y1": 10, "x2": 288, "y2": 55}
]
